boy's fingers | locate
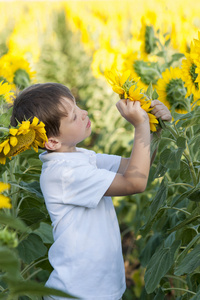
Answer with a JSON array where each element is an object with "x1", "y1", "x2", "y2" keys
[{"x1": 151, "y1": 99, "x2": 162, "y2": 107}]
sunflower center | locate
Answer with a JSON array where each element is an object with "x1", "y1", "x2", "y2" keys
[
  {"x1": 189, "y1": 63, "x2": 199, "y2": 89},
  {"x1": 134, "y1": 60, "x2": 160, "y2": 85},
  {"x1": 7, "y1": 129, "x2": 35, "y2": 157},
  {"x1": 145, "y1": 25, "x2": 157, "y2": 54},
  {"x1": 166, "y1": 78, "x2": 187, "y2": 109},
  {"x1": 13, "y1": 69, "x2": 31, "y2": 89}
]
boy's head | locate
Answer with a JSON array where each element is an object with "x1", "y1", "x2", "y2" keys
[
  {"x1": 11, "y1": 83, "x2": 75, "y2": 138},
  {"x1": 11, "y1": 82, "x2": 91, "y2": 152}
]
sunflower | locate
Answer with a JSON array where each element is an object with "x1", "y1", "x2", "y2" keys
[
  {"x1": 0, "y1": 182, "x2": 11, "y2": 209},
  {"x1": 129, "y1": 89, "x2": 159, "y2": 132},
  {"x1": 156, "y1": 67, "x2": 189, "y2": 114},
  {"x1": 141, "y1": 101, "x2": 159, "y2": 132},
  {"x1": 181, "y1": 53, "x2": 200, "y2": 99},
  {"x1": 0, "y1": 52, "x2": 36, "y2": 90},
  {"x1": 123, "y1": 55, "x2": 161, "y2": 91},
  {"x1": 0, "y1": 117, "x2": 48, "y2": 164},
  {"x1": 128, "y1": 85, "x2": 146, "y2": 104},
  {"x1": 105, "y1": 69, "x2": 140, "y2": 98},
  {"x1": 139, "y1": 15, "x2": 158, "y2": 58},
  {"x1": 0, "y1": 81, "x2": 14, "y2": 103}
]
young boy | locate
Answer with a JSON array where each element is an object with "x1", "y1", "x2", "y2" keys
[{"x1": 11, "y1": 82, "x2": 171, "y2": 300}]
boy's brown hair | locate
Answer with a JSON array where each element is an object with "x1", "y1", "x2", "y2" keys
[{"x1": 10, "y1": 83, "x2": 75, "y2": 137}]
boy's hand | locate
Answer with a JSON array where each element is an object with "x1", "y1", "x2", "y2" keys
[
  {"x1": 116, "y1": 99, "x2": 149, "y2": 128},
  {"x1": 151, "y1": 100, "x2": 172, "y2": 121}
]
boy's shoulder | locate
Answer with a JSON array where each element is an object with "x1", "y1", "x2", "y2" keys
[{"x1": 39, "y1": 148, "x2": 97, "y2": 166}]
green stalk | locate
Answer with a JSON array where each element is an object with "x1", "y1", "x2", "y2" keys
[
  {"x1": 21, "y1": 257, "x2": 48, "y2": 276},
  {"x1": 163, "y1": 206, "x2": 191, "y2": 216},
  {"x1": 163, "y1": 287, "x2": 196, "y2": 295},
  {"x1": 165, "y1": 274, "x2": 187, "y2": 285},
  {"x1": 168, "y1": 183, "x2": 194, "y2": 189},
  {"x1": 183, "y1": 142, "x2": 197, "y2": 186}
]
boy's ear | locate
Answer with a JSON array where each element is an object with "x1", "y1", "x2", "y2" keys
[{"x1": 45, "y1": 137, "x2": 61, "y2": 151}]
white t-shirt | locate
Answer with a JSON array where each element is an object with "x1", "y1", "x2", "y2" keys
[{"x1": 39, "y1": 148, "x2": 126, "y2": 300}]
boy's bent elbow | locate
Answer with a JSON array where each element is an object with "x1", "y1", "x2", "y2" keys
[{"x1": 127, "y1": 180, "x2": 147, "y2": 195}]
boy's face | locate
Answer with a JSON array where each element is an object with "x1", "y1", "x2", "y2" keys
[{"x1": 55, "y1": 98, "x2": 92, "y2": 152}]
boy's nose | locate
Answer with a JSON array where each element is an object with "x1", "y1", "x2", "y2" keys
[{"x1": 82, "y1": 110, "x2": 88, "y2": 120}]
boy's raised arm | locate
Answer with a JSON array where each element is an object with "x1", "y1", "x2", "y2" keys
[{"x1": 105, "y1": 99, "x2": 151, "y2": 197}]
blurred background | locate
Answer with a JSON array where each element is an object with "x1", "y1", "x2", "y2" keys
[{"x1": 1, "y1": 1, "x2": 200, "y2": 299}]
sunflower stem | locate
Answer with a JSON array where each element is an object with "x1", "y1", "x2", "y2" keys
[
  {"x1": 183, "y1": 142, "x2": 197, "y2": 186},
  {"x1": 164, "y1": 123, "x2": 178, "y2": 139}
]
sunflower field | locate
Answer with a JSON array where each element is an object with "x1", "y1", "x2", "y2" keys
[{"x1": 0, "y1": 0, "x2": 200, "y2": 299}]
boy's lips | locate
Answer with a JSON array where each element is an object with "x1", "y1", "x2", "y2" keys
[{"x1": 86, "y1": 119, "x2": 91, "y2": 128}]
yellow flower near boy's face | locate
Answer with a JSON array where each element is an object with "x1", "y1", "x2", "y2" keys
[
  {"x1": 141, "y1": 101, "x2": 159, "y2": 132},
  {"x1": 105, "y1": 69, "x2": 140, "y2": 98},
  {"x1": 128, "y1": 85, "x2": 145, "y2": 104},
  {"x1": 105, "y1": 69, "x2": 130, "y2": 95},
  {"x1": 0, "y1": 182, "x2": 11, "y2": 209}
]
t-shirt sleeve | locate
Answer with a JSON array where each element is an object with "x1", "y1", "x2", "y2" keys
[
  {"x1": 61, "y1": 160, "x2": 117, "y2": 208},
  {"x1": 96, "y1": 153, "x2": 121, "y2": 172}
]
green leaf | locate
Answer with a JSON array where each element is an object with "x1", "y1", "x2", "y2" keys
[
  {"x1": 17, "y1": 233, "x2": 47, "y2": 264},
  {"x1": 144, "y1": 240, "x2": 181, "y2": 293},
  {"x1": 0, "y1": 213, "x2": 28, "y2": 232},
  {"x1": 19, "y1": 181, "x2": 43, "y2": 198},
  {"x1": 152, "y1": 163, "x2": 168, "y2": 179},
  {"x1": 175, "y1": 244, "x2": 200, "y2": 276},
  {"x1": 150, "y1": 177, "x2": 168, "y2": 217},
  {"x1": 0, "y1": 108, "x2": 13, "y2": 127},
  {"x1": 156, "y1": 51, "x2": 165, "y2": 57},
  {"x1": 146, "y1": 82, "x2": 153, "y2": 99},
  {"x1": 177, "y1": 136, "x2": 186, "y2": 149},
  {"x1": 18, "y1": 208, "x2": 46, "y2": 226},
  {"x1": 139, "y1": 233, "x2": 163, "y2": 267},
  {"x1": 34, "y1": 222, "x2": 53, "y2": 244},
  {"x1": 180, "y1": 161, "x2": 192, "y2": 183},
  {"x1": 171, "y1": 53, "x2": 185, "y2": 61},
  {"x1": 176, "y1": 233, "x2": 200, "y2": 264},
  {"x1": 7, "y1": 279, "x2": 77, "y2": 298},
  {"x1": 165, "y1": 38, "x2": 171, "y2": 47},
  {"x1": 190, "y1": 289, "x2": 200, "y2": 300},
  {"x1": 0, "y1": 246, "x2": 20, "y2": 279},
  {"x1": 152, "y1": 89, "x2": 159, "y2": 100},
  {"x1": 171, "y1": 187, "x2": 197, "y2": 206},
  {"x1": 140, "y1": 207, "x2": 166, "y2": 236},
  {"x1": 188, "y1": 186, "x2": 200, "y2": 202},
  {"x1": 153, "y1": 287, "x2": 165, "y2": 300},
  {"x1": 167, "y1": 208, "x2": 200, "y2": 234},
  {"x1": 181, "y1": 117, "x2": 200, "y2": 128},
  {"x1": 160, "y1": 148, "x2": 184, "y2": 169}
]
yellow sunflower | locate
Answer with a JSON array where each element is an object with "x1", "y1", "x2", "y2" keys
[
  {"x1": 0, "y1": 81, "x2": 14, "y2": 103},
  {"x1": 123, "y1": 54, "x2": 161, "y2": 91},
  {"x1": 0, "y1": 182, "x2": 11, "y2": 209},
  {"x1": 128, "y1": 85, "x2": 146, "y2": 104},
  {"x1": 105, "y1": 69, "x2": 140, "y2": 98},
  {"x1": 0, "y1": 117, "x2": 48, "y2": 164},
  {"x1": 131, "y1": 97, "x2": 158, "y2": 132},
  {"x1": 124, "y1": 85, "x2": 159, "y2": 132},
  {"x1": 181, "y1": 53, "x2": 200, "y2": 99},
  {"x1": 156, "y1": 67, "x2": 189, "y2": 114},
  {"x1": 0, "y1": 52, "x2": 35, "y2": 90},
  {"x1": 139, "y1": 14, "x2": 158, "y2": 58}
]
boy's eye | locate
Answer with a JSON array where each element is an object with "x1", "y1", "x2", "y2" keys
[{"x1": 74, "y1": 115, "x2": 77, "y2": 120}]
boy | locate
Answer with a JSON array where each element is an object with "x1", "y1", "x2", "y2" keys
[{"x1": 11, "y1": 82, "x2": 171, "y2": 300}]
